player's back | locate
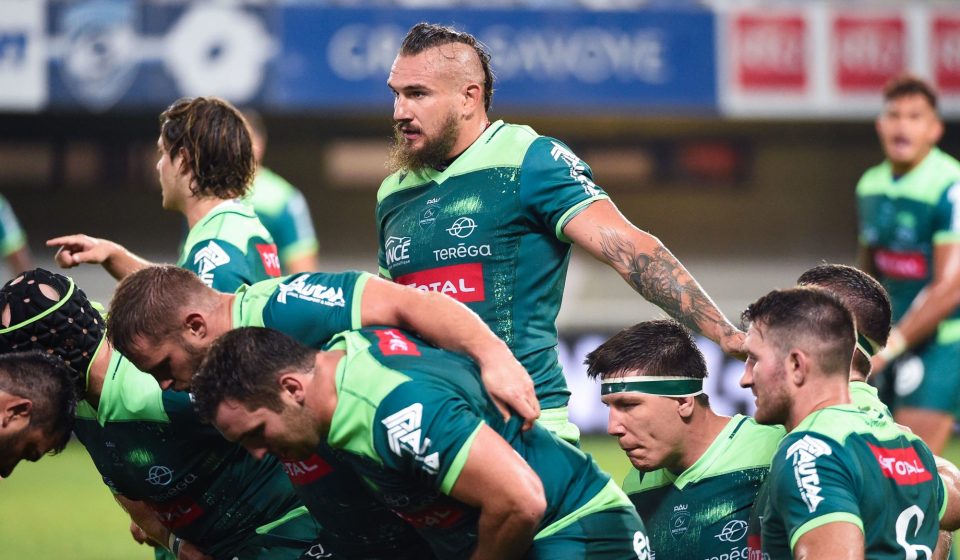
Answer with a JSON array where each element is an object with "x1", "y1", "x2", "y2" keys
[{"x1": 762, "y1": 405, "x2": 942, "y2": 559}]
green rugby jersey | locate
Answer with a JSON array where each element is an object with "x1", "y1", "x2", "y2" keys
[
  {"x1": 177, "y1": 199, "x2": 281, "y2": 292},
  {"x1": 623, "y1": 415, "x2": 783, "y2": 560},
  {"x1": 246, "y1": 168, "x2": 319, "y2": 270},
  {"x1": 73, "y1": 344, "x2": 308, "y2": 558},
  {"x1": 376, "y1": 121, "x2": 609, "y2": 410},
  {"x1": 0, "y1": 194, "x2": 26, "y2": 258},
  {"x1": 322, "y1": 327, "x2": 639, "y2": 559},
  {"x1": 757, "y1": 405, "x2": 944, "y2": 559},
  {"x1": 234, "y1": 271, "x2": 433, "y2": 557},
  {"x1": 857, "y1": 148, "x2": 960, "y2": 343},
  {"x1": 849, "y1": 380, "x2": 893, "y2": 419}
]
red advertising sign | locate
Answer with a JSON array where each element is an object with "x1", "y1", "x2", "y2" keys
[
  {"x1": 833, "y1": 15, "x2": 905, "y2": 92},
  {"x1": 735, "y1": 14, "x2": 807, "y2": 90},
  {"x1": 933, "y1": 15, "x2": 960, "y2": 92}
]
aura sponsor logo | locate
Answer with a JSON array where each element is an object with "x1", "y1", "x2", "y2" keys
[
  {"x1": 194, "y1": 241, "x2": 230, "y2": 286},
  {"x1": 385, "y1": 236, "x2": 411, "y2": 266},
  {"x1": 382, "y1": 403, "x2": 439, "y2": 475},
  {"x1": 868, "y1": 444, "x2": 932, "y2": 485},
  {"x1": 550, "y1": 141, "x2": 601, "y2": 197},
  {"x1": 446, "y1": 216, "x2": 477, "y2": 238},
  {"x1": 786, "y1": 435, "x2": 832, "y2": 513},
  {"x1": 375, "y1": 329, "x2": 421, "y2": 357},
  {"x1": 276, "y1": 275, "x2": 345, "y2": 307},
  {"x1": 395, "y1": 263, "x2": 485, "y2": 303}
]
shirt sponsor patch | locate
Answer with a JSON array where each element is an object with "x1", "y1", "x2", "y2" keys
[
  {"x1": 375, "y1": 329, "x2": 421, "y2": 356},
  {"x1": 874, "y1": 249, "x2": 928, "y2": 280},
  {"x1": 868, "y1": 443, "x2": 933, "y2": 485},
  {"x1": 786, "y1": 435, "x2": 832, "y2": 513},
  {"x1": 282, "y1": 454, "x2": 334, "y2": 485},
  {"x1": 194, "y1": 240, "x2": 231, "y2": 286},
  {"x1": 382, "y1": 402, "x2": 439, "y2": 475},
  {"x1": 256, "y1": 243, "x2": 281, "y2": 277},
  {"x1": 394, "y1": 503, "x2": 465, "y2": 529},
  {"x1": 275, "y1": 275, "x2": 345, "y2": 307},
  {"x1": 395, "y1": 263, "x2": 485, "y2": 303},
  {"x1": 152, "y1": 494, "x2": 205, "y2": 530}
]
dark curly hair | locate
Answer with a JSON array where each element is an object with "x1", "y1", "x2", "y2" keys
[
  {"x1": 400, "y1": 23, "x2": 495, "y2": 111},
  {"x1": 159, "y1": 97, "x2": 255, "y2": 199}
]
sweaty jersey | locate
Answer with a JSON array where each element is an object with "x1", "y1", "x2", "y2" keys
[
  {"x1": 0, "y1": 194, "x2": 26, "y2": 258},
  {"x1": 376, "y1": 120, "x2": 608, "y2": 410},
  {"x1": 857, "y1": 148, "x2": 960, "y2": 344},
  {"x1": 849, "y1": 380, "x2": 893, "y2": 418},
  {"x1": 177, "y1": 199, "x2": 281, "y2": 292},
  {"x1": 623, "y1": 415, "x2": 784, "y2": 560},
  {"x1": 233, "y1": 271, "x2": 433, "y2": 558},
  {"x1": 246, "y1": 168, "x2": 319, "y2": 270},
  {"x1": 73, "y1": 343, "x2": 309, "y2": 558},
  {"x1": 754, "y1": 405, "x2": 944, "y2": 559},
  {"x1": 322, "y1": 327, "x2": 638, "y2": 559}
]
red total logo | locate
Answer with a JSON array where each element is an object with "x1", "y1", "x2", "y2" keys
[
  {"x1": 282, "y1": 454, "x2": 334, "y2": 485},
  {"x1": 735, "y1": 13, "x2": 807, "y2": 90},
  {"x1": 375, "y1": 329, "x2": 421, "y2": 356},
  {"x1": 395, "y1": 263, "x2": 485, "y2": 303},
  {"x1": 874, "y1": 249, "x2": 928, "y2": 280},
  {"x1": 933, "y1": 15, "x2": 960, "y2": 92},
  {"x1": 153, "y1": 496, "x2": 205, "y2": 530},
  {"x1": 833, "y1": 15, "x2": 905, "y2": 92},
  {"x1": 256, "y1": 243, "x2": 281, "y2": 277},
  {"x1": 868, "y1": 443, "x2": 932, "y2": 485}
]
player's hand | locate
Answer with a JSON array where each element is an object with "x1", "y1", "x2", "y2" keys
[
  {"x1": 46, "y1": 234, "x2": 117, "y2": 268},
  {"x1": 870, "y1": 354, "x2": 889, "y2": 380},
  {"x1": 479, "y1": 355, "x2": 540, "y2": 431},
  {"x1": 719, "y1": 329, "x2": 747, "y2": 361}
]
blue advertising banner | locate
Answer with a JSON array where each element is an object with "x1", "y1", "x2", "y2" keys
[
  {"x1": 271, "y1": 7, "x2": 717, "y2": 113},
  {"x1": 27, "y1": 2, "x2": 716, "y2": 113}
]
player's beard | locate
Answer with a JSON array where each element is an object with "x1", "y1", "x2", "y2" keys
[{"x1": 387, "y1": 110, "x2": 461, "y2": 174}]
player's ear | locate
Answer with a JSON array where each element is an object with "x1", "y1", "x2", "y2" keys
[
  {"x1": 0, "y1": 396, "x2": 31, "y2": 429},
  {"x1": 676, "y1": 396, "x2": 695, "y2": 420},
  {"x1": 461, "y1": 82, "x2": 482, "y2": 114},
  {"x1": 787, "y1": 349, "x2": 807, "y2": 385},
  {"x1": 278, "y1": 374, "x2": 305, "y2": 404},
  {"x1": 184, "y1": 313, "x2": 206, "y2": 339}
]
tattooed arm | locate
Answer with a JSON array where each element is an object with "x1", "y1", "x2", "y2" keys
[{"x1": 563, "y1": 199, "x2": 745, "y2": 356}]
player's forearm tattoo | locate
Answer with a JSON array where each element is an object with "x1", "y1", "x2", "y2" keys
[{"x1": 599, "y1": 229, "x2": 737, "y2": 339}]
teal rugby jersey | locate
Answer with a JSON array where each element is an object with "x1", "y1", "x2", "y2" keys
[
  {"x1": 857, "y1": 148, "x2": 960, "y2": 342},
  {"x1": 322, "y1": 327, "x2": 638, "y2": 559},
  {"x1": 177, "y1": 199, "x2": 281, "y2": 292},
  {"x1": 246, "y1": 168, "x2": 319, "y2": 270},
  {"x1": 234, "y1": 271, "x2": 433, "y2": 558},
  {"x1": 376, "y1": 121, "x2": 609, "y2": 410},
  {"x1": 623, "y1": 415, "x2": 783, "y2": 560},
  {"x1": 0, "y1": 194, "x2": 26, "y2": 258},
  {"x1": 72, "y1": 345, "x2": 307, "y2": 558},
  {"x1": 759, "y1": 405, "x2": 944, "y2": 559}
]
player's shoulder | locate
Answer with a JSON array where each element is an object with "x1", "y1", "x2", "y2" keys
[
  {"x1": 856, "y1": 160, "x2": 891, "y2": 195},
  {"x1": 721, "y1": 415, "x2": 785, "y2": 462}
]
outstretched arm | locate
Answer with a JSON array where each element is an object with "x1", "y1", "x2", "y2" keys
[
  {"x1": 563, "y1": 199, "x2": 744, "y2": 356},
  {"x1": 114, "y1": 495, "x2": 211, "y2": 560},
  {"x1": 361, "y1": 277, "x2": 540, "y2": 429},
  {"x1": 46, "y1": 234, "x2": 152, "y2": 281}
]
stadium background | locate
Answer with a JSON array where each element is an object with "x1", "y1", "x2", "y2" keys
[{"x1": 3, "y1": 0, "x2": 960, "y2": 557}]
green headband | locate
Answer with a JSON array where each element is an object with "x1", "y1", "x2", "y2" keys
[
  {"x1": 601, "y1": 376, "x2": 704, "y2": 397},
  {"x1": 855, "y1": 331, "x2": 881, "y2": 359}
]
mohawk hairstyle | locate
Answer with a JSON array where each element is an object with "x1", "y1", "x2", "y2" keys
[{"x1": 400, "y1": 22, "x2": 495, "y2": 111}]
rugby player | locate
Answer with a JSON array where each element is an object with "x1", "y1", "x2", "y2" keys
[
  {"x1": 0, "y1": 351, "x2": 75, "y2": 479},
  {"x1": 741, "y1": 287, "x2": 943, "y2": 559},
  {"x1": 377, "y1": 23, "x2": 744, "y2": 442},
  {"x1": 191, "y1": 326, "x2": 650, "y2": 560},
  {"x1": 857, "y1": 75, "x2": 960, "y2": 454},
  {"x1": 48, "y1": 96, "x2": 280, "y2": 292},
  {"x1": 0, "y1": 269, "x2": 324, "y2": 559},
  {"x1": 586, "y1": 319, "x2": 783, "y2": 559},
  {"x1": 106, "y1": 265, "x2": 537, "y2": 425},
  {"x1": 244, "y1": 109, "x2": 321, "y2": 274}
]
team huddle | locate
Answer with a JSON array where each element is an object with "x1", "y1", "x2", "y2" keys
[{"x1": 1, "y1": 21, "x2": 959, "y2": 560}]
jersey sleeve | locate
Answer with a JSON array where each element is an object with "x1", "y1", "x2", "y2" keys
[
  {"x1": 518, "y1": 136, "x2": 609, "y2": 242},
  {"x1": 933, "y1": 181, "x2": 960, "y2": 245},
  {"x1": 372, "y1": 382, "x2": 484, "y2": 495},
  {"x1": 181, "y1": 239, "x2": 255, "y2": 293},
  {"x1": 0, "y1": 196, "x2": 26, "y2": 257},
  {"x1": 261, "y1": 271, "x2": 370, "y2": 348},
  {"x1": 769, "y1": 433, "x2": 863, "y2": 552},
  {"x1": 375, "y1": 202, "x2": 390, "y2": 279}
]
